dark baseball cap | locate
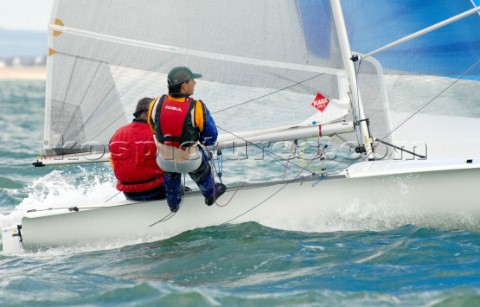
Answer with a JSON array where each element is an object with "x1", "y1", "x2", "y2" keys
[
  {"x1": 133, "y1": 97, "x2": 153, "y2": 118},
  {"x1": 167, "y1": 66, "x2": 202, "y2": 86}
]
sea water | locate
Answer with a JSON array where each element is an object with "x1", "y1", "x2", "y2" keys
[{"x1": 1, "y1": 80, "x2": 480, "y2": 306}]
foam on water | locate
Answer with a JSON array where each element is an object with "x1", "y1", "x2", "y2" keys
[{"x1": 0, "y1": 165, "x2": 122, "y2": 231}]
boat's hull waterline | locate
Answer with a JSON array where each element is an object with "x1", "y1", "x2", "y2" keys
[{"x1": 3, "y1": 160, "x2": 479, "y2": 253}]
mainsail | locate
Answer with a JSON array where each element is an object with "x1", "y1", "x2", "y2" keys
[{"x1": 43, "y1": 0, "x2": 390, "y2": 163}]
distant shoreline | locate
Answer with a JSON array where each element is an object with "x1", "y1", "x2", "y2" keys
[{"x1": 0, "y1": 66, "x2": 46, "y2": 80}]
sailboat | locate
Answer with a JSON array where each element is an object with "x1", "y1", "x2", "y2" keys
[{"x1": 3, "y1": 0, "x2": 480, "y2": 253}]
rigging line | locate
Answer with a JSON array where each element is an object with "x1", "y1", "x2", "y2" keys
[
  {"x1": 216, "y1": 125, "x2": 302, "y2": 173},
  {"x1": 149, "y1": 199, "x2": 181, "y2": 227},
  {"x1": 219, "y1": 148, "x2": 339, "y2": 226},
  {"x1": 219, "y1": 181, "x2": 290, "y2": 225},
  {"x1": 333, "y1": 133, "x2": 355, "y2": 149},
  {"x1": 73, "y1": 65, "x2": 113, "y2": 131},
  {"x1": 294, "y1": 153, "x2": 323, "y2": 178},
  {"x1": 210, "y1": 72, "x2": 326, "y2": 115},
  {"x1": 301, "y1": 140, "x2": 350, "y2": 165},
  {"x1": 295, "y1": 142, "x2": 359, "y2": 180},
  {"x1": 311, "y1": 159, "x2": 357, "y2": 187},
  {"x1": 282, "y1": 140, "x2": 299, "y2": 180},
  {"x1": 46, "y1": 51, "x2": 128, "y2": 143},
  {"x1": 215, "y1": 125, "x2": 316, "y2": 176},
  {"x1": 353, "y1": 57, "x2": 363, "y2": 144},
  {"x1": 381, "y1": 57, "x2": 480, "y2": 141},
  {"x1": 52, "y1": 57, "x2": 77, "y2": 137},
  {"x1": 56, "y1": 59, "x2": 103, "y2": 145},
  {"x1": 26, "y1": 199, "x2": 153, "y2": 213},
  {"x1": 104, "y1": 191, "x2": 121, "y2": 203},
  {"x1": 363, "y1": 6, "x2": 480, "y2": 59},
  {"x1": 210, "y1": 149, "x2": 223, "y2": 183},
  {"x1": 214, "y1": 184, "x2": 243, "y2": 208},
  {"x1": 70, "y1": 66, "x2": 119, "y2": 142},
  {"x1": 149, "y1": 174, "x2": 187, "y2": 227},
  {"x1": 207, "y1": 151, "x2": 239, "y2": 208},
  {"x1": 149, "y1": 211, "x2": 176, "y2": 227},
  {"x1": 76, "y1": 62, "x2": 103, "y2": 119}
]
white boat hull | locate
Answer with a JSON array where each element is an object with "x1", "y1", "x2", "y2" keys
[{"x1": 7, "y1": 160, "x2": 480, "y2": 252}]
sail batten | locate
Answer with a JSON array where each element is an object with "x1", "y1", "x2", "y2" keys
[{"x1": 49, "y1": 23, "x2": 348, "y2": 77}]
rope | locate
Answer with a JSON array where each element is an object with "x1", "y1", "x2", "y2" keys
[
  {"x1": 210, "y1": 148, "x2": 223, "y2": 183},
  {"x1": 213, "y1": 183, "x2": 244, "y2": 208},
  {"x1": 148, "y1": 174, "x2": 187, "y2": 227},
  {"x1": 211, "y1": 73, "x2": 326, "y2": 115},
  {"x1": 216, "y1": 125, "x2": 316, "y2": 177},
  {"x1": 207, "y1": 147, "x2": 231, "y2": 207},
  {"x1": 216, "y1": 149, "x2": 223, "y2": 183},
  {"x1": 219, "y1": 150, "x2": 340, "y2": 225},
  {"x1": 26, "y1": 199, "x2": 151, "y2": 213},
  {"x1": 219, "y1": 181, "x2": 290, "y2": 225},
  {"x1": 148, "y1": 210, "x2": 177, "y2": 227},
  {"x1": 380, "y1": 58, "x2": 480, "y2": 141},
  {"x1": 104, "y1": 191, "x2": 121, "y2": 203}
]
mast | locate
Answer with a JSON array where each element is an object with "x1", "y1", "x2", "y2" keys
[{"x1": 329, "y1": 0, "x2": 373, "y2": 159}]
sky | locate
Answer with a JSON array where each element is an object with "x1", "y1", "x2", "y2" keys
[{"x1": 0, "y1": 0, "x2": 53, "y2": 32}]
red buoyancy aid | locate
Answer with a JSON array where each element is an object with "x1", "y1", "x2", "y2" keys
[
  {"x1": 109, "y1": 120, "x2": 164, "y2": 192},
  {"x1": 154, "y1": 95, "x2": 200, "y2": 148}
]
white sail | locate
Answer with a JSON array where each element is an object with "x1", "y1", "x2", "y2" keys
[{"x1": 42, "y1": 0, "x2": 392, "y2": 160}]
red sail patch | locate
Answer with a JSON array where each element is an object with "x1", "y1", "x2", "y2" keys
[{"x1": 311, "y1": 92, "x2": 330, "y2": 112}]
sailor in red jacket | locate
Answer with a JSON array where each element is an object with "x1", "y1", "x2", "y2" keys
[
  {"x1": 148, "y1": 66, "x2": 226, "y2": 212},
  {"x1": 109, "y1": 97, "x2": 166, "y2": 200}
]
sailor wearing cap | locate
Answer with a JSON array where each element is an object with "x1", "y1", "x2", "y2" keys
[{"x1": 148, "y1": 66, "x2": 226, "y2": 212}]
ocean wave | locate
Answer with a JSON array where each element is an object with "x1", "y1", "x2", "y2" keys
[{"x1": 2, "y1": 224, "x2": 479, "y2": 306}]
